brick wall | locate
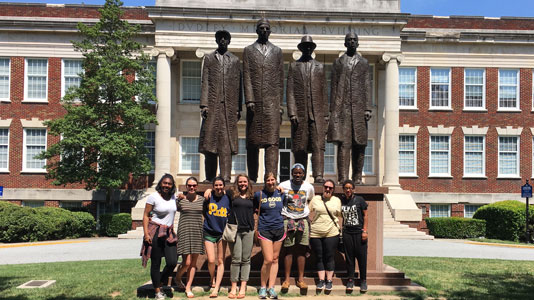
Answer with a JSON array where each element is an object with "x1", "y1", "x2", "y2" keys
[
  {"x1": 400, "y1": 66, "x2": 533, "y2": 194},
  {"x1": 0, "y1": 3, "x2": 149, "y2": 20}
]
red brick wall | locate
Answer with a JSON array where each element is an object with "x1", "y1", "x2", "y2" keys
[
  {"x1": 400, "y1": 67, "x2": 533, "y2": 194},
  {"x1": 407, "y1": 16, "x2": 534, "y2": 31},
  {"x1": 45, "y1": 200, "x2": 59, "y2": 207},
  {"x1": 0, "y1": 4, "x2": 149, "y2": 20}
]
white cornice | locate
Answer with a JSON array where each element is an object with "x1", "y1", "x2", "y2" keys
[
  {"x1": 0, "y1": 118, "x2": 12, "y2": 127},
  {"x1": 427, "y1": 125, "x2": 454, "y2": 135},
  {"x1": 496, "y1": 126, "x2": 523, "y2": 136},
  {"x1": 399, "y1": 124, "x2": 420, "y2": 134},
  {"x1": 462, "y1": 126, "x2": 489, "y2": 135},
  {"x1": 20, "y1": 118, "x2": 48, "y2": 128}
]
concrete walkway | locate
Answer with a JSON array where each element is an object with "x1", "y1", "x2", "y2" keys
[{"x1": 0, "y1": 237, "x2": 533, "y2": 265}]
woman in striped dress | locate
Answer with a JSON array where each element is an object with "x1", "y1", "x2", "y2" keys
[{"x1": 175, "y1": 177, "x2": 205, "y2": 298}]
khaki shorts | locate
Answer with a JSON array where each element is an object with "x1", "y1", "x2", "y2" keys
[{"x1": 283, "y1": 219, "x2": 309, "y2": 247}]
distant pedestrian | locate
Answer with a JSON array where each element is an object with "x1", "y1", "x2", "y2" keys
[{"x1": 141, "y1": 174, "x2": 178, "y2": 300}]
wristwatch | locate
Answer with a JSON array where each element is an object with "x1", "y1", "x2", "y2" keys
[{"x1": 362, "y1": 230, "x2": 368, "y2": 233}]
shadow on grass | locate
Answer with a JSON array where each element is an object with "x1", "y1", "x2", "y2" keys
[{"x1": 447, "y1": 271, "x2": 534, "y2": 300}]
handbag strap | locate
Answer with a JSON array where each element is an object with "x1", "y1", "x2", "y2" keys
[{"x1": 321, "y1": 197, "x2": 340, "y2": 232}]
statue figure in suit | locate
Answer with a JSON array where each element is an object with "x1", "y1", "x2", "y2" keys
[
  {"x1": 199, "y1": 30, "x2": 242, "y2": 183},
  {"x1": 327, "y1": 33, "x2": 372, "y2": 184},
  {"x1": 287, "y1": 35, "x2": 329, "y2": 183},
  {"x1": 243, "y1": 18, "x2": 284, "y2": 182}
]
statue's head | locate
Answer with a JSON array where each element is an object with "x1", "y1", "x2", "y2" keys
[
  {"x1": 344, "y1": 32, "x2": 359, "y2": 51},
  {"x1": 297, "y1": 35, "x2": 316, "y2": 58},
  {"x1": 256, "y1": 18, "x2": 271, "y2": 42},
  {"x1": 215, "y1": 30, "x2": 231, "y2": 52}
]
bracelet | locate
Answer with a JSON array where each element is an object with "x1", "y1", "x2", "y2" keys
[{"x1": 362, "y1": 231, "x2": 368, "y2": 233}]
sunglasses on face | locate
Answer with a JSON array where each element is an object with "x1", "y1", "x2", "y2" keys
[
  {"x1": 187, "y1": 184, "x2": 198, "y2": 188},
  {"x1": 323, "y1": 186, "x2": 334, "y2": 190}
]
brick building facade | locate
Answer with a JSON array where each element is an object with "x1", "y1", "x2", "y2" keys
[{"x1": 0, "y1": 1, "x2": 532, "y2": 230}]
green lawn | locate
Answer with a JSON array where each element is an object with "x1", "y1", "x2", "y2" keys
[
  {"x1": 384, "y1": 256, "x2": 534, "y2": 300},
  {"x1": 0, "y1": 257, "x2": 533, "y2": 299}
]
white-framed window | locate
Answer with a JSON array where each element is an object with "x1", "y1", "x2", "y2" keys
[
  {"x1": 180, "y1": 60, "x2": 202, "y2": 103},
  {"x1": 232, "y1": 138, "x2": 246, "y2": 173},
  {"x1": 399, "y1": 135, "x2": 417, "y2": 176},
  {"x1": 0, "y1": 58, "x2": 10, "y2": 101},
  {"x1": 399, "y1": 67, "x2": 417, "y2": 108},
  {"x1": 23, "y1": 128, "x2": 47, "y2": 172},
  {"x1": 430, "y1": 204, "x2": 451, "y2": 217},
  {"x1": 498, "y1": 136, "x2": 519, "y2": 177},
  {"x1": 464, "y1": 68, "x2": 485, "y2": 110},
  {"x1": 0, "y1": 128, "x2": 8, "y2": 171},
  {"x1": 464, "y1": 136, "x2": 485, "y2": 177},
  {"x1": 430, "y1": 68, "x2": 451, "y2": 109},
  {"x1": 324, "y1": 142, "x2": 335, "y2": 174},
  {"x1": 25, "y1": 58, "x2": 48, "y2": 101},
  {"x1": 22, "y1": 201, "x2": 45, "y2": 208},
  {"x1": 61, "y1": 59, "x2": 82, "y2": 97},
  {"x1": 363, "y1": 139, "x2": 374, "y2": 175},
  {"x1": 145, "y1": 131, "x2": 155, "y2": 174},
  {"x1": 464, "y1": 204, "x2": 483, "y2": 218},
  {"x1": 498, "y1": 69, "x2": 519, "y2": 110},
  {"x1": 180, "y1": 137, "x2": 200, "y2": 173},
  {"x1": 429, "y1": 135, "x2": 451, "y2": 177}
]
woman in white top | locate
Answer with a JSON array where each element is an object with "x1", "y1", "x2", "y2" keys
[{"x1": 141, "y1": 174, "x2": 178, "y2": 300}]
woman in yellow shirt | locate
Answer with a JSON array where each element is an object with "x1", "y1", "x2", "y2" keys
[{"x1": 308, "y1": 179, "x2": 342, "y2": 291}]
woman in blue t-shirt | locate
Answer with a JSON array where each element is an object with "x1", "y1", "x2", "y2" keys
[
  {"x1": 253, "y1": 172, "x2": 287, "y2": 299},
  {"x1": 203, "y1": 177, "x2": 231, "y2": 298}
]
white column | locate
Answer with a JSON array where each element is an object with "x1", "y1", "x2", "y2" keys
[
  {"x1": 382, "y1": 53, "x2": 402, "y2": 188},
  {"x1": 153, "y1": 48, "x2": 174, "y2": 182}
]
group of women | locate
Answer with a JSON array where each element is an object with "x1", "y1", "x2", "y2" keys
[{"x1": 142, "y1": 172, "x2": 368, "y2": 300}]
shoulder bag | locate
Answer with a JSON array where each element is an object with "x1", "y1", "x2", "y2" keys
[
  {"x1": 222, "y1": 197, "x2": 238, "y2": 243},
  {"x1": 322, "y1": 197, "x2": 344, "y2": 253}
]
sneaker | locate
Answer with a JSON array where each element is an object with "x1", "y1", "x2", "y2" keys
[
  {"x1": 258, "y1": 287, "x2": 267, "y2": 299},
  {"x1": 360, "y1": 280, "x2": 368, "y2": 293},
  {"x1": 296, "y1": 280, "x2": 308, "y2": 289},
  {"x1": 325, "y1": 280, "x2": 333, "y2": 291},
  {"x1": 155, "y1": 291, "x2": 166, "y2": 300},
  {"x1": 268, "y1": 288, "x2": 278, "y2": 299},
  {"x1": 316, "y1": 280, "x2": 325, "y2": 289},
  {"x1": 346, "y1": 279, "x2": 354, "y2": 291}
]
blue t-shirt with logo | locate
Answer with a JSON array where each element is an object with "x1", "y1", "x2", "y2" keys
[
  {"x1": 203, "y1": 194, "x2": 231, "y2": 236},
  {"x1": 253, "y1": 190, "x2": 286, "y2": 231}
]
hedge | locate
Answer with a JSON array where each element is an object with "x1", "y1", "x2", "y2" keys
[
  {"x1": 99, "y1": 213, "x2": 132, "y2": 237},
  {"x1": 473, "y1": 200, "x2": 534, "y2": 242},
  {"x1": 0, "y1": 202, "x2": 96, "y2": 243},
  {"x1": 425, "y1": 217, "x2": 486, "y2": 239}
]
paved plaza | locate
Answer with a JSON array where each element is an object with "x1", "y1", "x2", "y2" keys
[{"x1": 0, "y1": 237, "x2": 532, "y2": 265}]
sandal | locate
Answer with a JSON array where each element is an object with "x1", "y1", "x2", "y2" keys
[
  {"x1": 228, "y1": 292, "x2": 237, "y2": 299},
  {"x1": 210, "y1": 291, "x2": 219, "y2": 298},
  {"x1": 186, "y1": 291, "x2": 194, "y2": 298},
  {"x1": 237, "y1": 293, "x2": 246, "y2": 299}
]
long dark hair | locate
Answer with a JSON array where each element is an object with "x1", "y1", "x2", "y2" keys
[
  {"x1": 155, "y1": 173, "x2": 176, "y2": 196},
  {"x1": 230, "y1": 173, "x2": 254, "y2": 200}
]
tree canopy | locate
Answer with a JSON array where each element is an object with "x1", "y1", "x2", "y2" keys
[{"x1": 40, "y1": 0, "x2": 157, "y2": 195}]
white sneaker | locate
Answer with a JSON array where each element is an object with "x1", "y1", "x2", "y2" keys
[{"x1": 155, "y1": 291, "x2": 166, "y2": 299}]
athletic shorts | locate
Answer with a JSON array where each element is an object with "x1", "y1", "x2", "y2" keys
[
  {"x1": 283, "y1": 219, "x2": 310, "y2": 247},
  {"x1": 204, "y1": 231, "x2": 222, "y2": 243},
  {"x1": 258, "y1": 228, "x2": 286, "y2": 242}
]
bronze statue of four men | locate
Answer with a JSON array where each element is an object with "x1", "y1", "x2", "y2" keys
[{"x1": 199, "y1": 18, "x2": 371, "y2": 184}]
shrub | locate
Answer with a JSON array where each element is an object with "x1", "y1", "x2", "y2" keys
[
  {"x1": 473, "y1": 200, "x2": 533, "y2": 242},
  {"x1": 99, "y1": 213, "x2": 131, "y2": 237},
  {"x1": 425, "y1": 217, "x2": 486, "y2": 239},
  {"x1": 0, "y1": 202, "x2": 96, "y2": 242}
]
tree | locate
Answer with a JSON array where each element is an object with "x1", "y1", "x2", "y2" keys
[{"x1": 39, "y1": 0, "x2": 157, "y2": 205}]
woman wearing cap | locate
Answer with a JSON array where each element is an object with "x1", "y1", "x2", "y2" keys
[
  {"x1": 254, "y1": 172, "x2": 287, "y2": 299},
  {"x1": 308, "y1": 179, "x2": 342, "y2": 292},
  {"x1": 175, "y1": 176, "x2": 205, "y2": 298},
  {"x1": 141, "y1": 174, "x2": 178, "y2": 300}
]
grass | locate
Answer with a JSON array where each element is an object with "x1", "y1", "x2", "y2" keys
[
  {"x1": 384, "y1": 256, "x2": 534, "y2": 300},
  {"x1": 1, "y1": 257, "x2": 533, "y2": 299}
]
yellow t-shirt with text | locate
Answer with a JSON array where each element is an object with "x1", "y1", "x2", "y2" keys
[{"x1": 309, "y1": 195, "x2": 341, "y2": 238}]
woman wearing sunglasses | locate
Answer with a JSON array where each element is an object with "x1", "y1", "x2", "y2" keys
[
  {"x1": 175, "y1": 177, "x2": 205, "y2": 298},
  {"x1": 308, "y1": 179, "x2": 342, "y2": 292}
]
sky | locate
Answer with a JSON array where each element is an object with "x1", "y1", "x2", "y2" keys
[{"x1": 3, "y1": 0, "x2": 534, "y2": 18}]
